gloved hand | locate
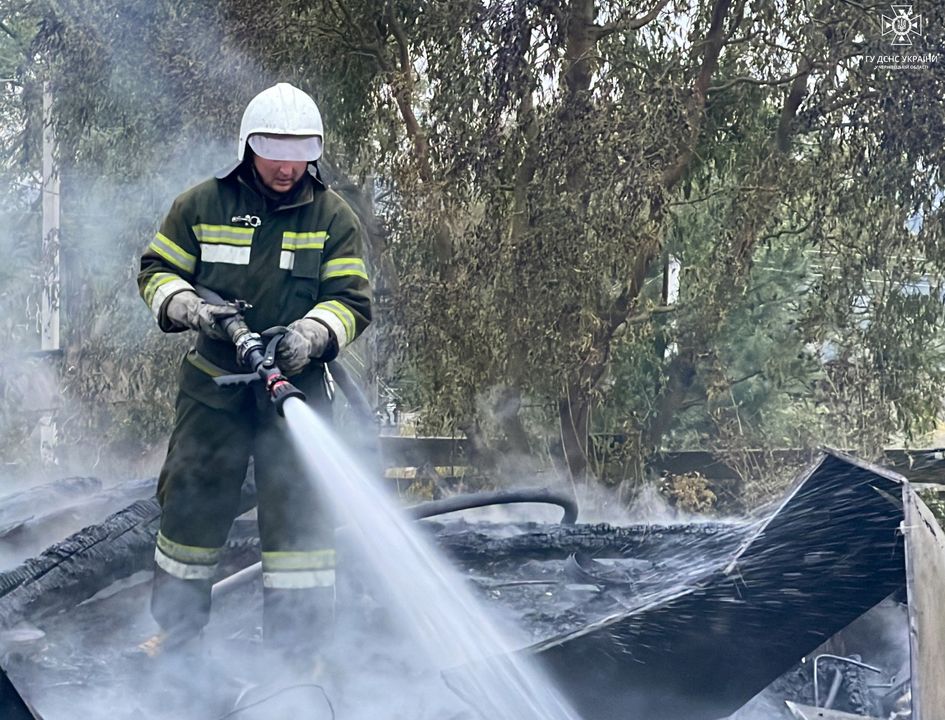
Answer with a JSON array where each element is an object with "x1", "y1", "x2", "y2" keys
[
  {"x1": 165, "y1": 291, "x2": 238, "y2": 342},
  {"x1": 276, "y1": 318, "x2": 331, "y2": 376}
]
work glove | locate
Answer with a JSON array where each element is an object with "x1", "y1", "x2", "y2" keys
[
  {"x1": 165, "y1": 291, "x2": 238, "y2": 342},
  {"x1": 276, "y1": 318, "x2": 332, "y2": 376}
]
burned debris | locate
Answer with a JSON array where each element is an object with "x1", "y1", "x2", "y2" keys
[{"x1": 0, "y1": 450, "x2": 941, "y2": 719}]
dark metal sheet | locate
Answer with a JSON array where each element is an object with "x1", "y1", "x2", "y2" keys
[
  {"x1": 0, "y1": 664, "x2": 40, "y2": 720},
  {"x1": 902, "y1": 484, "x2": 945, "y2": 720},
  {"x1": 532, "y1": 450, "x2": 908, "y2": 720}
]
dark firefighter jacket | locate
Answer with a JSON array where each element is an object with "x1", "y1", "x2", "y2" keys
[{"x1": 137, "y1": 162, "x2": 372, "y2": 412}]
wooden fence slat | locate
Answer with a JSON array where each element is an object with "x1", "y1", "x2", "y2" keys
[{"x1": 378, "y1": 437, "x2": 945, "y2": 484}]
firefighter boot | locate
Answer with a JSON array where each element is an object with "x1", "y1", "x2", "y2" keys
[
  {"x1": 262, "y1": 585, "x2": 335, "y2": 678},
  {"x1": 147, "y1": 565, "x2": 213, "y2": 652}
]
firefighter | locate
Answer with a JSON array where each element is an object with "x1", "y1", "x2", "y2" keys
[{"x1": 138, "y1": 83, "x2": 372, "y2": 655}]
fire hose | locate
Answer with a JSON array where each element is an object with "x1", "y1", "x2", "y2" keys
[{"x1": 212, "y1": 488, "x2": 578, "y2": 600}]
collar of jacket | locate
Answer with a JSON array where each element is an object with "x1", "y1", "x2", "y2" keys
[{"x1": 213, "y1": 160, "x2": 326, "y2": 211}]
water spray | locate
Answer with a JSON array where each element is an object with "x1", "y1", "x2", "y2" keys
[
  {"x1": 281, "y1": 402, "x2": 582, "y2": 720},
  {"x1": 193, "y1": 286, "x2": 305, "y2": 416}
]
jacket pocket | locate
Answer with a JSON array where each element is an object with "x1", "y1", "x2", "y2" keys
[{"x1": 290, "y1": 248, "x2": 322, "y2": 279}]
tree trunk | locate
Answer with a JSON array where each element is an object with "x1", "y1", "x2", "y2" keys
[
  {"x1": 558, "y1": 382, "x2": 590, "y2": 483},
  {"x1": 493, "y1": 386, "x2": 533, "y2": 458}
]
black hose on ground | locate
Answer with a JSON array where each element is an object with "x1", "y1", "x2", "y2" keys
[
  {"x1": 217, "y1": 488, "x2": 580, "y2": 599},
  {"x1": 407, "y1": 487, "x2": 578, "y2": 525}
]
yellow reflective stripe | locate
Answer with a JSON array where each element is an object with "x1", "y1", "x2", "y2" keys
[
  {"x1": 282, "y1": 231, "x2": 327, "y2": 251},
  {"x1": 155, "y1": 548, "x2": 217, "y2": 580},
  {"x1": 193, "y1": 224, "x2": 254, "y2": 246},
  {"x1": 320, "y1": 257, "x2": 368, "y2": 281},
  {"x1": 262, "y1": 549, "x2": 336, "y2": 571},
  {"x1": 185, "y1": 349, "x2": 227, "y2": 378},
  {"x1": 149, "y1": 232, "x2": 196, "y2": 273},
  {"x1": 318, "y1": 300, "x2": 356, "y2": 340},
  {"x1": 307, "y1": 307, "x2": 347, "y2": 347},
  {"x1": 263, "y1": 569, "x2": 335, "y2": 588},
  {"x1": 156, "y1": 531, "x2": 222, "y2": 565},
  {"x1": 143, "y1": 272, "x2": 179, "y2": 306}
]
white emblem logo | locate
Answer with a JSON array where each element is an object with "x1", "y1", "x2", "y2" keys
[{"x1": 881, "y1": 5, "x2": 922, "y2": 46}]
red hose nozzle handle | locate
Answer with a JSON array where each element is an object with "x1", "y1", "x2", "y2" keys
[{"x1": 269, "y1": 376, "x2": 306, "y2": 416}]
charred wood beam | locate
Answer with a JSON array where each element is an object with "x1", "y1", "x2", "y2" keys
[
  {"x1": 428, "y1": 520, "x2": 750, "y2": 564},
  {"x1": 0, "y1": 477, "x2": 156, "y2": 557},
  {"x1": 0, "y1": 486, "x2": 258, "y2": 630},
  {"x1": 0, "y1": 499, "x2": 161, "y2": 629}
]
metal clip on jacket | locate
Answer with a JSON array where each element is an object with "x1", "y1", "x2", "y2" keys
[{"x1": 230, "y1": 214, "x2": 262, "y2": 228}]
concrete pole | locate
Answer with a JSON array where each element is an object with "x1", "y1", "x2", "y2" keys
[
  {"x1": 40, "y1": 81, "x2": 60, "y2": 464},
  {"x1": 662, "y1": 256, "x2": 681, "y2": 359},
  {"x1": 662, "y1": 255, "x2": 681, "y2": 306},
  {"x1": 41, "y1": 81, "x2": 60, "y2": 351}
]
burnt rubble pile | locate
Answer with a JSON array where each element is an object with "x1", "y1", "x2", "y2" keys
[{"x1": 1, "y1": 449, "x2": 941, "y2": 720}]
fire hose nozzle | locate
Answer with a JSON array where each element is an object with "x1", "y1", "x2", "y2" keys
[
  {"x1": 194, "y1": 285, "x2": 307, "y2": 413},
  {"x1": 269, "y1": 377, "x2": 306, "y2": 416}
]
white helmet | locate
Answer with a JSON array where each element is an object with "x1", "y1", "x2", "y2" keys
[{"x1": 238, "y1": 83, "x2": 324, "y2": 162}]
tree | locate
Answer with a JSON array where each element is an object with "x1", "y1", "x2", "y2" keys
[{"x1": 319, "y1": 0, "x2": 945, "y2": 482}]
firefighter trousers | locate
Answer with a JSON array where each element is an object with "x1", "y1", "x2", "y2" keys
[{"x1": 150, "y1": 373, "x2": 334, "y2": 651}]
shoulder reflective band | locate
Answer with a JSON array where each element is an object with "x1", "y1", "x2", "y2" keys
[
  {"x1": 149, "y1": 232, "x2": 196, "y2": 274},
  {"x1": 320, "y1": 257, "x2": 368, "y2": 282}
]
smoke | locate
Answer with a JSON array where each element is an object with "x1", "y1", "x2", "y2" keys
[
  {"x1": 0, "y1": 475, "x2": 157, "y2": 571},
  {"x1": 2, "y1": 552, "x2": 502, "y2": 720},
  {"x1": 0, "y1": 138, "x2": 235, "y2": 473},
  {"x1": 0, "y1": 0, "x2": 285, "y2": 485},
  {"x1": 0, "y1": 129, "x2": 233, "y2": 554}
]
